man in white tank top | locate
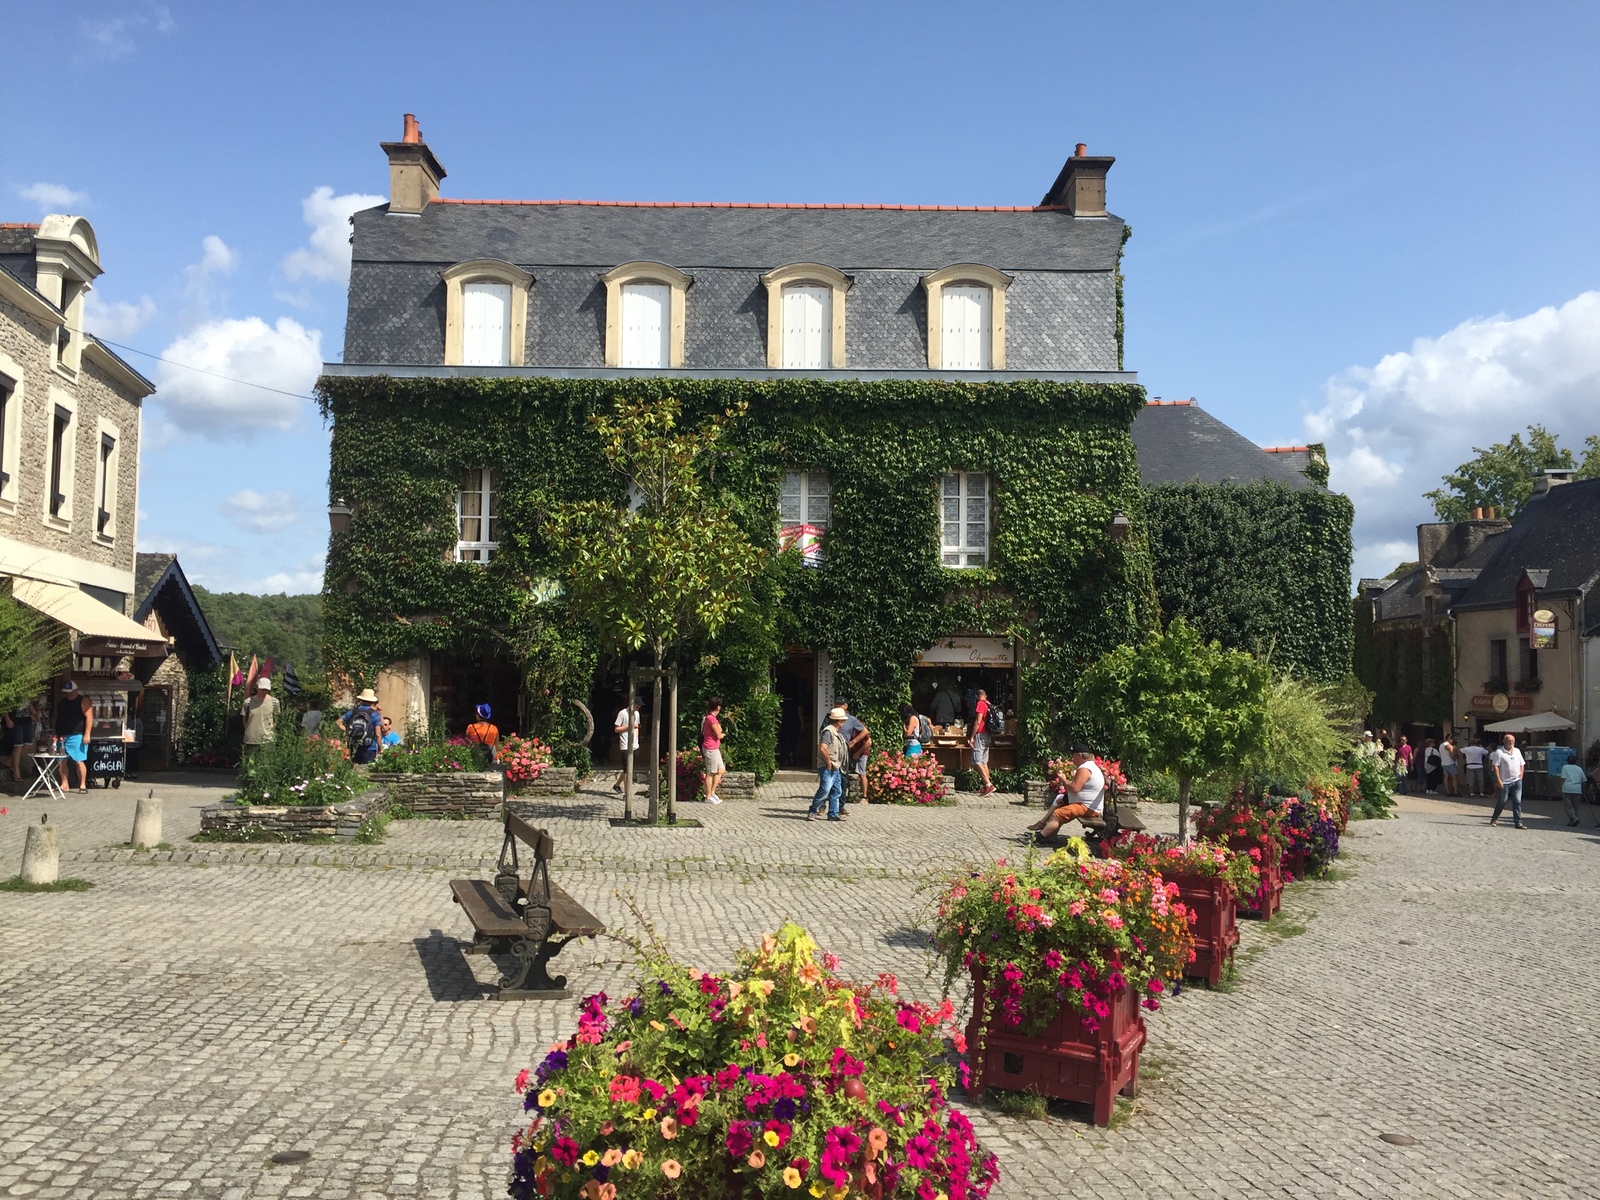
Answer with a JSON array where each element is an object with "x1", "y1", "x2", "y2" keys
[{"x1": 1028, "y1": 744, "x2": 1106, "y2": 842}]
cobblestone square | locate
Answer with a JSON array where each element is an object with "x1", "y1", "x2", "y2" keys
[{"x1": 3, "y1": 777, "x2": 1598, "y2": 1199}]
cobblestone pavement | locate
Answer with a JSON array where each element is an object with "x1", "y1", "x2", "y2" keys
[{"x1": 3, "y1": 775, "x2": 1599, "y2": 1199}]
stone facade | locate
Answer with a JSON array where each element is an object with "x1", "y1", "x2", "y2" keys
[
  {"x1": 199, "y1": 797, "x2": 374, "y2": 841},
  {"x1": 370, "y1": 770, "x2": 504, "y2": 816}
]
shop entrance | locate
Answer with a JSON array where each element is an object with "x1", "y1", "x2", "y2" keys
[
  {"x1": 430, "y1": 648, "x2": 523, "y2": 738},
  {"x1": 910, "y1": 636, "x2": 1021, "y2": 775},
  {"x1": 773, "y1": 649, "x2": 817, "y2": 768}
]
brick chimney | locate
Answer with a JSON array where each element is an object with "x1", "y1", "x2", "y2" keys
[
  {"x1": 381, "y1": 113, "x2": 447, "y2": 215},
  {"x1": 1039, "y1": 143, "x2": 1115, "y2": 215}
]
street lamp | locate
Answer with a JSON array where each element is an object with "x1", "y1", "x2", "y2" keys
[
  {"x1": 1108, "y1": 510, "x2": 1131, "y2": 541},
  {"x1": 327, "y1": 499, "x2": 352, "y2": 535}
]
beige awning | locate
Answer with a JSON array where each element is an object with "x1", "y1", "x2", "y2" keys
[
  {"x1": 1484, "y1": 710, "x2": 1576, "y2": 734},
  {"x1": 10, "y1": 577, "x2": 168, "y2": 658}
]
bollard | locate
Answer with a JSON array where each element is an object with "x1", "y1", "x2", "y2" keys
[
  {"x1": 21, "y1": 820, "x2": 60, "y2": 885},
  {"x1": 131, "y1": 795, "x2": 163, "y2": 849}
]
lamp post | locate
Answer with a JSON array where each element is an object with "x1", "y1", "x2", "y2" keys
[{"x1": 327, "y1": 500, "x2": 352, "y2": 536}]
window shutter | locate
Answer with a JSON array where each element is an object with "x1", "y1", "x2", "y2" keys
[
  {"x1": 621, "y1": 283, "x2": 669, "y2": 368},
  {"x1": 462, "y1": 282, "x2": 512, "y2": 366},
  {"x1": 940, "y1": 286, "x2": 990, "y2": 370},
  {"x1": 782, "y1": 285, "x2": 829, "y2": 368}
]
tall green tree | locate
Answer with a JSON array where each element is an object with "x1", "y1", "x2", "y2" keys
[
  {"x1": 1080, "y1": 617, "x2": 1269, "y2": 841},
  {"x1": 1424, "y1": 425, "x2": 1600, "y2": 522},
  {"x1": 545, "y1": 396, "x2": 763, "y2": 822},
  {"x1": 0, "y1": 590, "x2": 64, "y2": 714}
]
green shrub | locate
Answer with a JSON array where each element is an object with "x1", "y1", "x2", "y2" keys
[
  {"x1": 234, "y1": 722, "x2": 365, "y2": 807},
  {"x1": 371, "y1": 740, "x2": 483, "y2": 773}
]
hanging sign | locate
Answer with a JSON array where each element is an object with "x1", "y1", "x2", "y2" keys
[
  {"x1": 913, "y1": 637, "x2": 1015, "y2": 667},
  {"x1": 779, "y1": 523, "x2": 825, "y2": 568},
  {"x1": 1530, "y1": 608, "x2": 1557, "y2": 650}
]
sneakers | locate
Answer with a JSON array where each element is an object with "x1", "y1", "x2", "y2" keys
[
  {"x1": 1489, "y1": 817, "x2": 1499, "y2": 827},
  {"x1": 806, "y1": 811, "x2": 823, "y2": 821},
  {"x1": 707, "y1": 794, "x2": 722, "y2": 805},
  {"x1": 978, "y1": 784, "x2": 996, "y2": 797}
]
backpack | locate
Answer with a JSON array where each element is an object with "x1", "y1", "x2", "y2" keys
[
  {"x1": 346, "y1": 706, "x2": 377, "y2": 752},
  {"x1": 916, "y1": 713, "x2": 933, "y2": 744},
  {"x1": 989, "y1": 708, "x2": 1006, "y2": 736}
]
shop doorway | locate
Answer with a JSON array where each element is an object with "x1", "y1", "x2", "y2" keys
[
  {"x1": 430, "y1": 649, "x2": 523, "y2": 738},
  {"x1": 773, "y1": 649, "x2": 817, "y2": 768}
]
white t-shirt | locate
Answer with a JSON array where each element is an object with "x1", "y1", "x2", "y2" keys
[
  {"x1": 1074, "y1": 760, "x2": 1106, "y2": 814},
  {"x1": 1490, "y1": 746, "x2": 1525, "y2": 783},
  {"x1": 614, "y1": 707, "x2": 639, "y2": 752},
  {"x1": 1463, "y1": 744, "x2": 1486, "y2": 768}
]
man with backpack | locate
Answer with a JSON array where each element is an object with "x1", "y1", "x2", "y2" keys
[
  {"x1": 338, "y1": 688, "x2": 383, "y2": 764},
  {"x1": 971, "y1": 688, "x2": 1000, "y2": 796}
]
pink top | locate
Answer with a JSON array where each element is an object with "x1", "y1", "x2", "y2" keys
[
  {"x1": 701, "y1": 713, "x2": 721, "y2": 752},
  {"x1": 1399, "y1": 744, "x2": 1413, "y2": 768}
]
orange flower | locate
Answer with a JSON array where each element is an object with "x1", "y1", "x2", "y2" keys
[
  {"x1": 660, "y1": 1116, "x2": 679, "y2": 1139},
  {"x1": 748, "y1": 1150, "x2": 766, "y2": 1169},
  {"x1": 661, "y1": 1159, "x2": 682, "y2": 1179}
]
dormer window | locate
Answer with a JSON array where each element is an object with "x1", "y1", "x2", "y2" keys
[
  {"x1": 442, "y1": 260, "x2": 532, "y2": 367},
  {"x1": 921, "y1": 265, "x2": 1012, "y2": 371},
  {"x1": 602, "y1": 262, "x2": 692, "y2": 368},
  {"x1": 760, "y1": 264, "x2": 851, "y2": 369}
]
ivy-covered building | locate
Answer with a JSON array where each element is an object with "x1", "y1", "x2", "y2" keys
[{"x1": 319, "y1": 115, "x2": 1346, "y2": 777}]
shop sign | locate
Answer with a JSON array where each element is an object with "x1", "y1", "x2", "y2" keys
[
  {"x1": 1530, "y1": 608, "x2": 1557, "y2": 650},
  {"x1": 913, "y1": 637, "x2": 1015, "y2": 666},
  {"x1": 76, "y1": 635, "x2": 166, "y2": 659},
  {"x1": 1470, "y1": 692, "x2": 1532, "y2": 715}
]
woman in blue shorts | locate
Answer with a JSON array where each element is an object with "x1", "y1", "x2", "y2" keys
[{"x1": 54, "y1": 681, "x2": 92, "y2": 793}]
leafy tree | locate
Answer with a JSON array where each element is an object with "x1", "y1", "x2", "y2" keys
[
  {"x1": 0, "y1": 590, "x2": 64, "y2": 714},
  {"x1": 1080, "y1": 617, "x2": 1269, "y2": 841},
  {"x1": 190, "y1": 585, "x2": 324, "y2": 676},
  {"x1": 1245, "y1": 672, "x2": 1352, "y2": 792},
  {"x1": 1424, "y1": 424, "x2": 1600, "y2": 522},
  {"x1": 545, "y1": 396, "x2": 763, "y2": 822}
]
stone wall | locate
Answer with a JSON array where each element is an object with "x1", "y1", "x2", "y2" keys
[
  {"x1": 370, "y1": 770, "x2": 503, "y2": 816},
  {"x1": 200, "y1": 797, "x2": 372, "y2": 841},
  {"x1": 507, "y1": 767, "x2": 577, "y2": 798},
  {"x1": 716, "y1": 771, "x2": 755, "y2": 802}
]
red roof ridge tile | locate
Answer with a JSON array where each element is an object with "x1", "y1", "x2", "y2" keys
[
  {"x1": 1262, "y1": 444, "x2": 1312, "y2": 453},
  {"x1": 0, "y1": 222, "x2": 42, "y2": 230},
  {"x1": 1144, "y1": 398, "x2": 1194, "y2": 406}
]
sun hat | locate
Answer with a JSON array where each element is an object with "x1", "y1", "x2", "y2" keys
[
  {"x1": 827, "y1": 707, "x2": 847, "y2": 721},
  {"x1": 476, "y1": 703, "x2": 493, "y2": 720},
  {"x1": 257, "y1": 677, "x2": 272, "y2": 690},
  {"x1": 356, "y1": 688, "x2": 379, "y2": 703}
]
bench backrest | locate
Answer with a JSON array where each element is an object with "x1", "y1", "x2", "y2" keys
[{"x1": 505, "y1": 810, "x2": 554, "y2": 861}]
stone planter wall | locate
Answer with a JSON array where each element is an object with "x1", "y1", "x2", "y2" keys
[
  {"x1": 200, "y1": 797, "x2": 373, "y2": 841},
  {"x1": 507, "y1": 767, "x2": 578, "y2": 798},
  {"x1": 370, "y1": 771, "x2": 504, "y2": 817},
  {"x1": 715, "y1": 771, "x2": 756, "y2": 802}
]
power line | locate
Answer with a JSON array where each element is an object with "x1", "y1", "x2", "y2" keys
[{"x1": 91, "y1": 335, "x2": 320, "y2": 401}]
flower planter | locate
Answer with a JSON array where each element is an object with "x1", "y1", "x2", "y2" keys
[
  {"x1": 1282, "y1": 847, "x2": 1308, "y2": 881},
  {"x1": 1165, "y1": 873, "x2": 1238, "y2": 986},
  {"x1": 964, "y1": 971, "x2": 1145, "y2": 1126},
  {"x1": 1227, "y1": 836, "x2": 1283, "y2": 920}
]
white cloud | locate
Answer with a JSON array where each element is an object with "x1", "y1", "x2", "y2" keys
[
  {"x1": 84, "y1": 293, "x2": 157, "y2": 340},
  {"x1": 281, "y1": 186, "x2": 385, "y2": 284},
  {"x1": 222, "y1": 489, "x2": 300, "y2": 534},
  {"x1": 183, "y1": 234, "x2": 238, "y2": 316},
  {"x1": 1306, "y1": 291, "x2": 1600, "y2": 580},
  {"x1": 78, "y1": 5, "x2": 173, "y2": 61},
  {"x1": 151, "y1": 316, "x2": 323, "y2": 438},
  {"x1": 17, "y1": 182, "x2": 88, "y2": 212},
  {"x1": 246, "y1": 553, "x2": 326, "y2": 595}
]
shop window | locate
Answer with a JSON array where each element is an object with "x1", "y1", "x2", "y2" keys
[
  {"x1": 941, "y1": 472, "x2": 989, "y2": 568},
  {"x1": 779, "y1": 470, "x2": 830, "y2": 565},
  {"x1": 455, "y1": 468, "x2": 498, "y2": 563}
]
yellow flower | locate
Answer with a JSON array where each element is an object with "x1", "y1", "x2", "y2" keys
[
  {"x1": 809, "y1": 1184, "x2": 826, "y2": 1198},
  {"x1": 763, "y1": 1130, "x2": 781, "y2": 1148},
  {"x1": 783, "y1": 1053, "x2": 800, "y2": 1068},
  {"x1": 650, "y1": 1020, "x2": 666, "y2": 1031},
  {"x1": 537, "y1": 1089, "x2": 557, "y2": 1108},
  {"x1": 621, "y1": 1150, "x2": 644, "y2": 1170},
  {"x1": 642, "y1": 1108, "x2": 656, "y2": 1120},
  {"x1": 581, "y1": 1150, "x2": 599, "y2": 1167},
  {"x1": 783, "y1": 1167, "x2": 803, "y2": 1189}
]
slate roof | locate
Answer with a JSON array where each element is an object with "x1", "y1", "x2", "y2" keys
[
  {"x1": 1453, "y1": 478, "x2": 1600, "y2": 613},
  {"x1": 350, "y1": 200, "x2": 1125, "y2": 273},
  {"x1": 133, "y1": 554, "x2": 221, "y2": 669},
  {"x1": 1131, "y1": 401, "x2": 1314, "y2": 490}
]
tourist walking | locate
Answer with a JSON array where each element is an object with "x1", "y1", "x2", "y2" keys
[
  {"x1": 1396, "y1": 736, "x2": 1413, "y2": 794},
  {"x1": 900, "y1": 702, "x2": 928, "y2": 757},
  {"x1": 54, "y1": 681, "x2": 93, "y2": 794},
  {"x1": 612, "y1": 695, "x2": 640, "y2": 793},
  {"x1": 1463, "y1": 739, "x2": 1487, "y2": 796},
  {"x1": 808, "y1": 706, "x2": 849, "y2": 821},
  {"x1": 701, "y1": 696, "x2": 727, "y2": 804},
  {"x1": 338, "y1": 688, "x2": 383, "y2": 764},
  {"x1": 1422, "y1": 738, "x2": 1443, "y2": 793},
  {"x1": 301, "y1": 700, "x2": 324, "y2": 736},
  {"x1": 8, "y1": 700, "x2": 38, "y2": 785},
  {"x1": 971, "y1": 688, "x2": 995, "y2": 796},
  {"x1": 837, "y1": 700, "x2": 870, "y2": 804},
  {"x1": 1027, "y1": 745, "x2": 1105, "y2": 841},
  {"x1": 241, "y1": 677, "x2": 279, "y2": 758},
  {"x1": 1489, "y1": 733, "x2": 1526, "y2": 829},
  {"x1": 1558, "y1": 753, "x2": 1586, "y2": 826},
  {"x1": 1440, "y1": 734, "x2": 1459, "y2": 796}
]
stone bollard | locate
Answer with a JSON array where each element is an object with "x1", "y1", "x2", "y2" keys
[
  {"x1": 21, "y1": 820, "x2": 60, "y2": 885},
  {"x1": 131, "y1": 795, "x2": 163, "y2": 849}
]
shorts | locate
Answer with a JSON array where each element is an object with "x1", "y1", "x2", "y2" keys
[
  {"x1": 64, "y1": 733, "x2": 87, "y2": 763},
  {"x1": 1443, "y1": 762, "x2": 1458, "y2": 775},
  {"x1": 971, "y1": 732, "x2": 992, "y2": 766},
  {"x1": 702, "y1": 746, "x2": 725, "y2": 774}
]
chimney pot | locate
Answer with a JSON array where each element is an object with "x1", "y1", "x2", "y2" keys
[
  {"x1": 381, "y1": 115, "x2": 447, "y2": 215},
  {"x1": 1473, "y1": 506, "x2": 1484, "y2": 519},
  {"x1": 1486, "y1": 506, "x2": 1496, "y2": 519},
  {"x1": 402, "y1": 113, "x2": 421, "y2": 144},
  {"x1": 1075, "y1": 143, "x2": 1088, "y2": 157}
]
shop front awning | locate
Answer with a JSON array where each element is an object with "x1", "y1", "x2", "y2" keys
[
  {"x1": 1484, "y1": 710, "x2": 1577, "y2": 734},
  {"x1": 11, "y1": 578, "x2": 169, "y2": 658}
]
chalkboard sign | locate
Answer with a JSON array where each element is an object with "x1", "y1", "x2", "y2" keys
[{"x1": 88, "y1": 740, "x2": 125, "y2": 780}]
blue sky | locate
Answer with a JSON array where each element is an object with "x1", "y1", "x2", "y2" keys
[{"x1": 6, "y1": 1, "x2": 1599, "y2": 590}]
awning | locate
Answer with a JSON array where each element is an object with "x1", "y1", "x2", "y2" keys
[
  {"x1": 10, "y1": 578, "x2": 169, "y2": 658},
  {"x1": 1484, "y1": 710, "x2": 1577, "y2": 733}
]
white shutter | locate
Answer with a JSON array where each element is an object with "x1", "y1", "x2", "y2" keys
[
  {"x1": 782, "y1": 284, "x2": 830, "y2": 368},
  {"x1": 621, "y1": 283, "x2": 669, "y2": 368},
  {"x1": 462, "y1": 282, "x2": 512, "y2": 366},
  {"x1": 940, "y1": 286, "x2": 990, "y2": 370}
]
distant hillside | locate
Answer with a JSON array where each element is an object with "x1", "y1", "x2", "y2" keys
[{"x1": 191, "y1": 586, "x2": 324, "y2": 677}]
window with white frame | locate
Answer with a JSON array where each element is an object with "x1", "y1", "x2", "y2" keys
[
  {"x1": 94, "y1": 424, "x2": 119, "y2": 540},
  {"x1": 940, "y1": 286, "x2": 992, "y2": 370},
  {"x1": 620, "y1": 283, "x2": 670, "y2": 368},
  {"x1": 455, "y1": 468, "x2": 499, "y2": 563},
  {"x1": 779, "y1": 470, "x2": 830, "y2": 566},
  {"x1": 781, "y1": 285, "x2": 832, "y2": 368},
  {"x1": 461, "y1": 282, "x2": 512, "y2": 366},
  {"x1": 940, "y1": 472, "x2": 989, "y2": 568}
]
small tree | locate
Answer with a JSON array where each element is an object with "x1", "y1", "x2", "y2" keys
[
  {"x1": 545, "y1": 396, "x2": 762, "y2": 823},
  {"x1": 1080, "y1": 616, "x2": 1268, "y2": 841},
  {"x1": 0, "y1": 589, "x2": 64, "y2": 715}
]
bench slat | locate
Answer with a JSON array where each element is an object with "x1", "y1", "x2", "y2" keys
[
  {"x1": 450, "y1": 879, "x2": 527, "y2": 938},
  {"x1": 505, "y1": 811, "x2": 553, "y2": 860},
  {"x1": 548, "y1": 882, "x2": 604, "y2": 938}
]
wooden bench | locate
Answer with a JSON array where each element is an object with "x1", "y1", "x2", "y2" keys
[{"x1": 450, "y1": 810, "x2": 604, "y2": 1000}]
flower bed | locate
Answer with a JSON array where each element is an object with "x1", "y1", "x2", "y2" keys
[
  {"x1": 1195, "y1": 791, "x2": 1287, "y2": 919},
  {"x1": 502, "y1": 734, "x2": 555, "y2": 793},
  {"x1": 510, "y1": 924, "x2": 998, "y2": 1200},
  {"x1": 235, "y1": 732, "x2": 364, "y2": 807},
  {"x1": 371, "y1": 741, "x2": 478, "y2": 774},
  {"x1": 866, "y1": 751, "x2": 948, "y2": 805}
]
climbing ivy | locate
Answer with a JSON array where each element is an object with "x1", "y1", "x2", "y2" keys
[
  {"x1": 317, "y1": 376, "x2": 1157, "y2": 771},
  {"x1": 1144, "y1": 481, "x2": 1355, "y2": 682}
]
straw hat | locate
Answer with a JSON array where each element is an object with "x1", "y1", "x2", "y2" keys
[
  {"x1": 827, "y1": 707, "x2": 847, "y2": 721},
  {"x1": 356, "y1": 688, "x2": 378, "y2": 703}
]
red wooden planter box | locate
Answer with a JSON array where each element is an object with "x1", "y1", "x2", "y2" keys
[
  {"x1": 1282, "y1": 847, "x2": 1308, "y2": 881},
  {"x1": 1166, "y1": 873, "x2": 1239, "y2": 986},
  {"x1": 1226, "y1": 836, "x2": 1283, "y2": 920},
  {"x1": 964, "y1": 971, "x2": 1146, "y2": 1126}
]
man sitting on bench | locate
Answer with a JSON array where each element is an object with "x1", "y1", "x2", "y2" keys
[{"x1": 1028, "y1": 744, "x2": 1106, "y2": 842}]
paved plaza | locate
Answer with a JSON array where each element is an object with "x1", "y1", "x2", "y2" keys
[{"x1": 2, "y1": 775, "x2": 1599, "y2": 1200}]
